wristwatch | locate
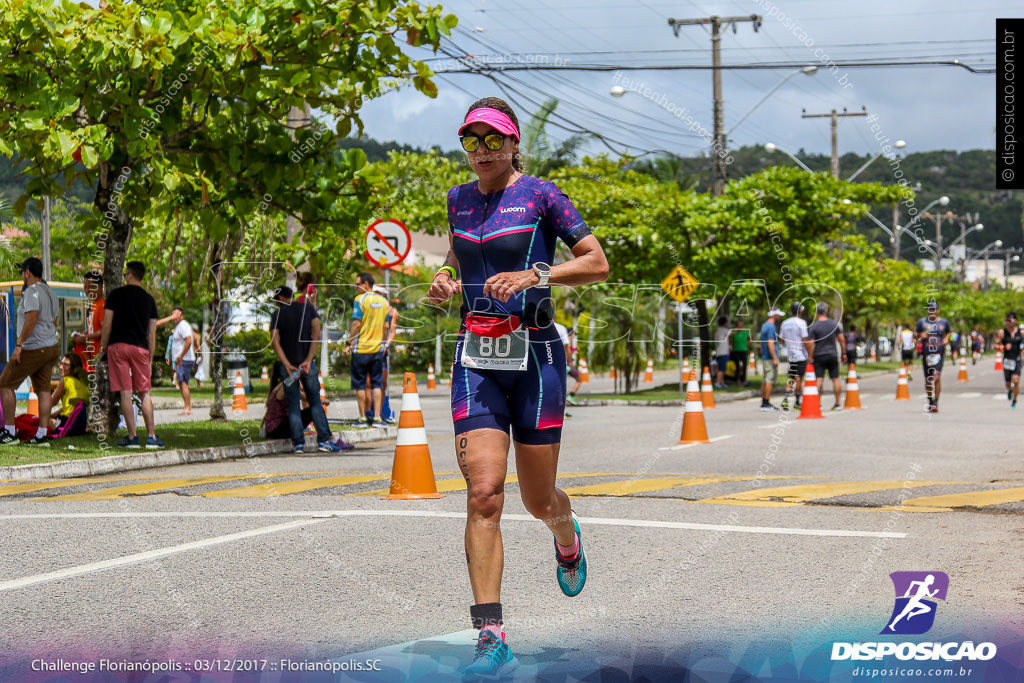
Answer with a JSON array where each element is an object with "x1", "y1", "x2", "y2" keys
[{"x1": 532, "y1": 262, "x2": 551, "y2": 288}]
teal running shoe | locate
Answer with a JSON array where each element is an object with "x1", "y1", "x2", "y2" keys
[
  {"x1": 555, "y1": 511, "x2": 587, "y2": 597},
  {"x1": 462, "y1": 630, "x2": 518, "y2": 680}
]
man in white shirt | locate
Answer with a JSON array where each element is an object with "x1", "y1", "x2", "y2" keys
[
  {"x1": 169, "y1": 307, "x2": 195, "y2": 415},
  {"x1": 713, "y1": 317, "x2": 731, "y2": 388},
  {"x1": 778, "y1": 303, "x2": 814, "y2": 411}
]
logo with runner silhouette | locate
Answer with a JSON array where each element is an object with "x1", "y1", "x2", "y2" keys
[{"x1": 881, "y1": 571, "x2": 949, "y2": 635}]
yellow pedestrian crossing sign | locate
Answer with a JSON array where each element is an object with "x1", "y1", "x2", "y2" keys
[{"x1": 661, "y1": 266, "x2": 698, "y2": 302}]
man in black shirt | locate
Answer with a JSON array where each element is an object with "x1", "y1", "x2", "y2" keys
[
  {"x1": 914, "y1": 299, "x2": 952, "y2": 413},
  {"x1": 269, "y1": 285, "x2": 340, "y2": 453},
  {"x1": 99, "y1": 261, "x2": 162, "y2": 448},
  {"x1": 807, "y1": 302, "x2": 846, "y2": 411},
  {"x1": 994, "y1": 312, "x2": 1023, "y2": 409}
]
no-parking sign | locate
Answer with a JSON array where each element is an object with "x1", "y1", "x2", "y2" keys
[{"x1": 364, "y1": 219, "x2": 412, "y2": 268}]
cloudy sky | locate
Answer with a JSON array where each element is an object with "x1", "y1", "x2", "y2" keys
[{"x1": 355, "y1": 0, "x2": 1004, "y2": 162}]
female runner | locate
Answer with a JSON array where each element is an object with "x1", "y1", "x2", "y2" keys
[{"x1": 427, "y1": 97, "x2": 609, "y2": 678}]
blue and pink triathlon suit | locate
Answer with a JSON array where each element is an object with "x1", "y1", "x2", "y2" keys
[{"x1": 448, "y1": 175, "x2": 592, "y2": 445}]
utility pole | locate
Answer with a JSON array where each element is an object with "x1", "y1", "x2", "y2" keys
[
  {"x1": 668, "y1": 14, "x2": 761, "y2": 197},
  {"x1": 801, "y1": 107, "x2": 867, "y2": 177},
  {"x1": 667, "y1": 14, "x2": 761, "y2": 378},
  {"x1": 892, "y1": 202, "x2": 900, "y2": 260}
]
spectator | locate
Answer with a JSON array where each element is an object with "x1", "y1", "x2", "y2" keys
[
  {"x1": 193, "y1": 328, "x2": 208, "y2": 387},
  {"x1": 779, "y1": 303, "x2": 813, "y2": 412},
  {"x1": 260, "y1": 362, "x2": 354, "y2": 449},
  {"x1": 729, "y1": 324, "x2": 751, "y2": 386},
  {"x1": 48, "y1": 353, "x2": 89, "y2": 437},
  {"x1": 807, "y1": 302, "x2": 846, "y2": 411},
  {"x1": 713, "y1": 316, "x2": 731, "y2": 388},
  {"x1": 343, "y1": 273, "x2": 391, "y2": 428},
  {"x1": 72, "y1": 270, "x2": 105, "y2": 372},
  {"x1": 99, "y1": 260, "x2": 163, "y2": 449},
  {"x1": 0, "y1": 257, "x2": 61, "y2": 446},
  {"x1": 758, "y1": 308, "x2": 783, "y2": 411},
  {"x1": 845, "y1": 324, "x2": 863, "y2": 370},
  {"x1": 369, "y1": 283, "x2": 399, "y2": 423},
  {"x1": 168, "y1": 307, "x2": 195, "y2": 415},
  {"x1": 270, "y1": 285, "x2": 341, "y2": 453}
]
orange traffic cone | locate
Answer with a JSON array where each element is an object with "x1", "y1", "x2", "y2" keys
[
  {"x1": 609, "y1": 365, "x2": 617, "y2": 380},
  {"x1": 579, "y1": 357, "x2": 590, "y2": 383},
  {"x1": 995, "y1": 350, "x2": 1003, "y2": 371},
  {"x1": 844, "y1": 366, "x2": 862, "y2": 410},
  {"x1": 869, "y1": 346, "x2": 877, "y2": 363},
  {"x1": 232, "y1": 370, "x2": 248, "y2": 413},
  {"x1": 678, "y1": 369, "x2": 711, "y2": 444},
  {"x1": 318, "y1": 371, "x2": 327, "y2": 405},
  {"x1": 427, "y1": 364, "x2": 437, "y2": 390},
  {"x1": 957, "y1": 357, "x2": 969, "y2": 382},
  {"x1": 895, "y1": 363, "x2": 911, "y2": 400},
  {"x1": 701, "y1": 366, "x2": 717, "y2": 409},
  {"x1": 27, "y1": 387, "x2": 39, "y2": 417},
  {"x1": 682, "y1": 357, "x2": 691, "y2": 383},
  {"x1": 797, "y1": 367, "x2": 824, "y2": 419},
  {"x1": 385, "y1": 373, "x2": 444, "y2": 499},
  {"x1": 643, "y1": 358, "x2": 654, "y2": 383},
  {"x1": 748, "y1": 350, "x2": 757, "y2": 376},
  {"x1": 260, "y1": 365, "x2": 269, "y2": 381}
]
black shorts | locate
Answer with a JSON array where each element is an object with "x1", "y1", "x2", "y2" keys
[
  {"x1": 922, "y1": 352, "x2": 944, "y2": 377},
  {"x1": 813, "y1": 357, "x2": 840, "y2": 380},
  {"x1": 901, "y1": 349, "x2": 915, "y2": 362},
  {"x1": 846, "y1": 349, "x2": 858, "y2": 364},
  {"x1": 787, "y1": 360, "x2": 808, "y2": 386},
  {"x1": 351, "y1": 352, "x2": 385, "y2": 390},
  {"x1": 1004, "y1": 358, "x2": 1022, "y2": 380}
]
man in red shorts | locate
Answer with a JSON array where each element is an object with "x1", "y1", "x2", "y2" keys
[{"x1": 98, "y1": 261, "x2": 163, "y2": 448}]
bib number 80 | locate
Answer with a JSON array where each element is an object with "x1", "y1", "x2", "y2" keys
[{"x1": 478, "y1": 335, "x2": 512, "y2": 358}]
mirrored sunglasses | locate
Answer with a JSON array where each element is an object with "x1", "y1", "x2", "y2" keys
[{"x1": 460, "y1": 133, "x2": 505, "y2": 152}]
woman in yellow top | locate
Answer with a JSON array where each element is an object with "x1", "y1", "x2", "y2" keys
[{"x1": 48, "y1": 353, "x2": 90, "y2": 437}]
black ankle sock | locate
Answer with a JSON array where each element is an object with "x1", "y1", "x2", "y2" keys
[{"x1": 470, "y1": 602, "x2": 503, "y2": 630}]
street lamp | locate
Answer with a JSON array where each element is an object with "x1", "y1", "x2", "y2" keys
[
  {"x1": 901, "y1": 195, "x2": 950, "y2": 233},
  {"x1": 846, "y1": 140, "x2": 906, "y2": 182},
  {"x1": 727, "y1": 66, "x2": 818, "y2": 136},
  {"x1": 975, "y1": 239, "x2": 1004, "y2": 291},
  {"x1": 843, "y1": 199, "x2": 896, "y2": 243},
  {"x1": 1007, "y1": 254, "x2": 1021, "y2": 288},
  {"x1": 764, "y1": 142, "x2": 813, "y2": 173}
]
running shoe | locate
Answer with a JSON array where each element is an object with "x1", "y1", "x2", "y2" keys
[
  {"x1": 332, "y1": 438, "x2": 355, "y2": 451},
  {"x1": 22, "y1": 435, "x2": 50, "y2": 447},
  {"x1": 293, "y1": 443, "x2": 305, "y2": 454},
  {"x1": 318, "y1": 440, "x2": 342, "y2": 453},
  {"x1": 566, "y1": 394, "x2": 578, "y2": 406},
  {"x1": 831, "y1": 405, "x2": 843, "y2": 412},
  {"x1": 145, "y1": 435, "x2": 164, "y2": 449},
  {"x1": 372, "y1": 417, "x2": 386, "y2": 428},
  {"x1": 0, "y1": 428, "x2": 17, "y2": 445},
  {"x1": 555, "y1": 511, "x2": 587, "y2": 597},
  {"x1": 760, "y1": 403, "x2": 779, "y2": 411},
  {"x1": 780, "y1": 398, "x2": 790, "y2": 412},
  {"x1": 462, "y1": 630, "x2": 519, "y2": 681},
  {"x1": 1012, "y1": 401, "x2": 1017, "y2": 410},
  {"x1": 118, "y1": 435, "x2": 140, "y2": 448}
]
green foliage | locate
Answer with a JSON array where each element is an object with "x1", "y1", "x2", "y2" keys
[
  {"x1": 520, "y1": 98, "x2": 587, "y2": 178},
  {"x1": 224, "y1": 327, "x2": 276, "y2": 378}
]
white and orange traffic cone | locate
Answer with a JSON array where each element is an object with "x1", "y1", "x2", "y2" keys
[
  {"x1": 995, "y1": 350, "x2": 1003, "y2": 371},
  {"x1": 426, "y1": 364, "x2": 437, "y2": 390},
  {"x1": 869, "y1": 346, "x2": 877, "y2": 363},
  {"x1": 27, "y1": 387, "x2": 39, "y2": 417},
  {"x1": 318, "y1": 371, "x2": 327, "y2": 405},
  {"x1": 232, "y1": 370, "x2": 248, "y2": 413},
  {"x1": 678, "y1": 369, "x2": 711, "y2": 444},
  {"x1": 957, "y1": 356, "x2": 969, "y2": 382},
  {"x1": 609, "y1": 365, "x2": 617, "y2": 380},
  {"x1": 895, "y1": 363, "x2": 911, "y2": 400},
  {"x1": 682, "y1": 357, "x2": 691, "y2": 383},
  {"x1": 797, "y1": 367, "x2": 824, "y2": 419},
  {"x1": 748, "y1": 350, "x2": 758, "y2": 376},
  {"x1": 385, "y1": 373, "x2": 444, "y2": 500},
  {"x1": 701, "y1": 366, "x2": 717, "y2": 409},
  {"x1": 643, "y1": 358, "x2": 654, "y2": 383},
  {"x1": 844, "y1": 366, "x2": 862, "y2": 410},
  {"x1": 579, "y1": 357, "x2": 590, "y2": 383},
  {"x1": 260, "y1": 365, "x2": 269, "y2": 381}
]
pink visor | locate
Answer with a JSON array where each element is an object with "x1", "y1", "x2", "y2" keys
[{"x1": 458, "y1": 107, "x2": 520, "y2": 141}]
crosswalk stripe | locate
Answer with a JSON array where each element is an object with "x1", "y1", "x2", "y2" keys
[
  {"x1": 203, "y1": 475, "x2": 389, "y2": 498},
  {"x1": 699, "y1": 480, "x2": 967, "y2": 507},
  {"x1": 900, "y1": 487, "x2": 1024, "y2": 509},
  {"x1": 32, "y1": 475, "x2": 273, "y2": 501},
  {"x1": 561, "y1": 474, "x2": 795, "y2": 497}
]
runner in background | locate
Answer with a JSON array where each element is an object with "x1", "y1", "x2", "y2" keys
[
  {"x1": 899, "y1": 322, "x2": 916, "y2": 380},
  {"x1": 554, "y1": 321, "x2": 582, "y2": 413},
  {"x1": 994, "y1": 312, "x2": 1022, "y2": 409},
  {"x1": 914, "y1": 300, "x2": 952, "y2": 414}
]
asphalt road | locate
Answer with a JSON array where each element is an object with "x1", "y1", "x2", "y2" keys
[{"x1": 0, "y1": 361, "x2": 1021, "y2": 681}]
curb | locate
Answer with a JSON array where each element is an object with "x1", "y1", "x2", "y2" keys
[{"x1": 0, "y1": 426, "x2": 397, "y2": 481}]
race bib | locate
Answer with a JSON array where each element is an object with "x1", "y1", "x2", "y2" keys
[
  {"x1": 926, "y1": 353, "x2": 942, "y2": 366},
  {"x1": 461, "y1": 328, "x2": 529, "y2": 371},
  {"x1": 1005, "y1": 359, "x2": 1017, "y2": 371}
]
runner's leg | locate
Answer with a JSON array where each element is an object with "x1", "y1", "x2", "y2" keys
[
  {"x1": 514, "y1": 441, "x2": 575, "y2": 547},
  {"x1": 460, "y1": 428, "x2": 511, "y2": 604}
]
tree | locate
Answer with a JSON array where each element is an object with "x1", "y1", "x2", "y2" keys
[
  {"x1": 0, "y1": 0, "x2": 456, "y2": 430},
  {"x1": 519, "y1": 98, "x2": 587, "y2": 178}
]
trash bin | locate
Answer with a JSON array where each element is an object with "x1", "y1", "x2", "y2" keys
[{"x1": 224, "y1": 352, "x2": 250, "y2": 390}]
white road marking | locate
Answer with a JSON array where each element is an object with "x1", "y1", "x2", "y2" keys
[
  {"x1": 659, "y1": 434, "x2": 734, "y2": 450},
  {"x1": 956, "y1": 392, "x2": 981, "y2": 399},
  {"x1": 0, "y1": 509, "x2": 903, "y2": 539},
  {"x1": 0, "y1": 518, "x2": 329, "y2": 593}
]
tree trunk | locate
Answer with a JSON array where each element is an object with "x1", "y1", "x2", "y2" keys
[
  {"x1": 208, "y1": 239, "x2": 228, "y2": 421},
  {"x1": 88, "y1": 159, "x2": 131, "y2": 436},
  {"x1": 696, "y1": 299, "x2": 711, "y2": 377},
  {"x1": 165, "y1": 210, "x2": 184, "y2": 283}
]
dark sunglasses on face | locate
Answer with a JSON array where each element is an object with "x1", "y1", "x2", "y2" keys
[{"x1": 460, "y1": 133, "x2": 506, "y2": 152}]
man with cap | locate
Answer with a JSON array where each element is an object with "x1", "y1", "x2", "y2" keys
[
  {"x1": 0, "y1": 257, "x2": 60, "y2": 445},
  {"x1": 778, "y1": 302, "x2": 813, "y2": 411},
  {"x1": 758, "y1": 308, "x2": 783, "y2": 410},
  {"x1": 365, "y1": 282, "x2": 398, "y2": 423},
  {"x1": 343, "y1": 273, "x2": 391, "y2": 428},
  {"x1": 914, "y1": 299, "x2": 952, "y2": 413}
]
